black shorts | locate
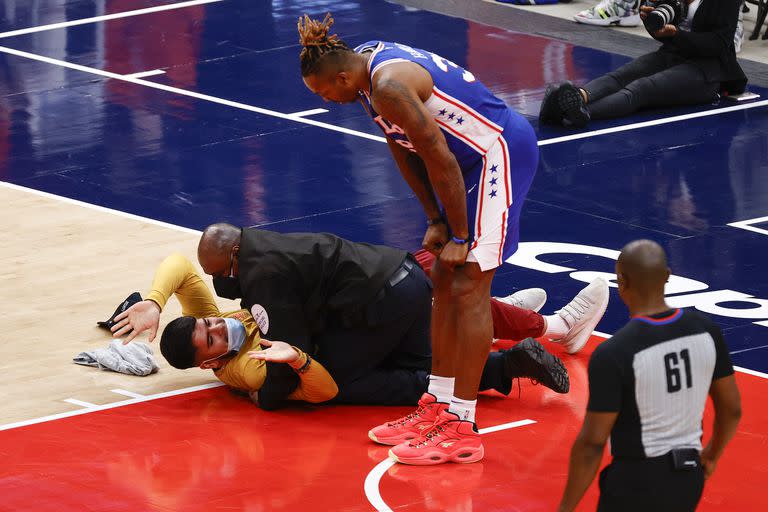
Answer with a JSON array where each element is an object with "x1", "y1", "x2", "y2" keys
[{"x1": 598, "y1": 452, "x2": 704, "y2": 512}]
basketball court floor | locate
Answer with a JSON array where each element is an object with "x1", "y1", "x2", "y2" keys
[{"x1": 1, "y1": 1, "x2": 767, "y2": 510}]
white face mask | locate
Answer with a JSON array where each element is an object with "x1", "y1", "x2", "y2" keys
[
  {"x1": 201, "y1": 318, "x2": 247, "y2": 367},
  {"x1": 224, "y1": 317, "x2": 247, "y2": 354}
]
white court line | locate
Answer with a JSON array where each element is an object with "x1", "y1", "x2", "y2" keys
[
  {"x1": 125, "y1": 69, "x2": 166, "y2": 79},
  {"x1": 111, "y1": 389, "x2": 146, "y2": 399},
  {"x1": 1, "y1": 382, "x2": 224, "y2": 431},
  {"x1": 478, "y1": 418, "x2": 536, "y2": 434},
  {"x1": 290, "y1": 108, "x2": 330, "y2": 117},
  {"x1": 0, "y1": 181, "x2": 201, "y2": 236},
  {"x1": 0, "y1": 46, "x2": 764, "y2": 147},
  {"x1": 0, "y1": 45, "x2": 387, "y2": 144},
  {"x1": 0, "y1": 0, "x2": 224, "y2": 39},
  {"x1": 734, "y1": 365, "x2": 768, "y2": 379},
  {"x1": 364, "y1": 459, "x2": 397, "y2": 512},
  {"x1": 728, "y1": 215, "x2": 768, "y2": 237},
  {"x1": 364, "y1": 418, "x2": 536, "y2": 512},
  {"x1": 63, "y1": 398, "x2": 98, "y2": 408},
  {"x1": 537, "y1": 99, "x2": 768, "y2": 146}
]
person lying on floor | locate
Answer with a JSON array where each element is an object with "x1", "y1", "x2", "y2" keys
[{"x1": 103, "y1": 251, "x2": 572, "y2": 409}]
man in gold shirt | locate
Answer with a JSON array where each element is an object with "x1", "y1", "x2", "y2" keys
[{"x1": 108, "y1": 252, "x2": 339, "y2": 405}]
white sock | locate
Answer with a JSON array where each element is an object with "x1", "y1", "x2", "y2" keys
[
  {"x1": 427, "y1": 375, "x2": 455, "y2": 404},
  {"x1": 449, "y1": 396, "x2": 477, "y2": 423},
  {"x1": 543, "y1": 314, "x2": 569, "y2": 339}
]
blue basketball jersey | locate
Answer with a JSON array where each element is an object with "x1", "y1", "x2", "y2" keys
[{"x1": 354, "y1": 40, "x2": 518, "y2": 169}]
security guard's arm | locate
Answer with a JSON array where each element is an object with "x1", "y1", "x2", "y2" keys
[
  {"x1": 558, "y1": 411, "x2": 618, "y2": 512},
  {"x1": 112, "y1": 253, "x2": 221, "y2": 343},
  {"x1": 702, "y1": 374, "x2": 741, "y2": 479},
  {"x1": 248, "y1": 340, "x2": 338, "y2": 404}
]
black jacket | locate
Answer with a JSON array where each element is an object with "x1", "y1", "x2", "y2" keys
[{"x1": 659, "y1": 0, "x2": 747, "y2": 94}]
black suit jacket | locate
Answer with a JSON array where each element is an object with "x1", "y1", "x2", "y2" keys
[{"x1": 659, "y1": 0, "x2": 747, "y2": 94}]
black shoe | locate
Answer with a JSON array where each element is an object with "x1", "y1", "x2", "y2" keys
[
  {"x1": 557, "y1": 81, "x2": 590, "y2": 128},
  {"x1": 97, "y1": 292, "x2": 143, "y2": 331},
  {"x1": 539, "y1": 84, "x2": 562, "y2": 125},
  {"x1": 501, "y1": 338, "x2": 570, "y2": 394}
]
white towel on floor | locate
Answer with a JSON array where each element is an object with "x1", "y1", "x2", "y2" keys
[{"x1": 73, "y1": 340, "x2": 159, "y2": 376}]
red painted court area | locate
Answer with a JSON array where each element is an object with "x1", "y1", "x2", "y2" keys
[{"x1": 2, "y1": 336, "x2": 766, "y2": 511}]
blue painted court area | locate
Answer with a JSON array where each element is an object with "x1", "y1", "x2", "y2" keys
[{"x1": 1, "y1": 0, "x2": 768, "y2": 371}]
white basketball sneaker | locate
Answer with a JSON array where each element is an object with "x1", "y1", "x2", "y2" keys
[
  {"x1": 551, "y1": 278, "x2": 609, "y2": 354},
  {"x1": 494, "y1": 288, "x2": 547, "y2": 313},
  {"x1": 573, "y1": 0, "x2": 641, "y2": 27}
]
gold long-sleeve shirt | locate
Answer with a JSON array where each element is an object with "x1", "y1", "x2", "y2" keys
[{"x1": 146, "y1": 253, "x2": 338, "y2": 403}]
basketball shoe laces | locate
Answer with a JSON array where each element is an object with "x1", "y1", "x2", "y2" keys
[
  {"x1": 557, "y1": 294, "x2": 594, "y2": 330},
  {"x1": 410, "y1": 417, "x2": 448, "y2": 448},
  {"x1": 388, "y1": 401, "x2": 431, "y2": 427}
]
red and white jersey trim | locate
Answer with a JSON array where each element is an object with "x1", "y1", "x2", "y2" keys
[{"x1": 424, "y1": 86, "x2": 503, "y2": 154}]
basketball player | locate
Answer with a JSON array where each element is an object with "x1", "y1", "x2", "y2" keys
[{"x1": 297, "y1": 14, "x2": 609, "y2": 465}]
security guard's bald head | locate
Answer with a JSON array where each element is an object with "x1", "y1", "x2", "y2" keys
[
  {"x1": 616, "y1": 239, "x2": 670, "y2": 309},
  {"x1": 197, "y1": 223, "x2": 241, "y2": 276}
]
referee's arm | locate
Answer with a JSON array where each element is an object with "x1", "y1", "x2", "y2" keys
[{"x1": 558, "y1": 411, "x2": 617, "y2": 512}]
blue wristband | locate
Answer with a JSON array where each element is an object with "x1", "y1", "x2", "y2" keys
[{"x1": 451, "y1": 236, "x2": 468, "y2": 245}]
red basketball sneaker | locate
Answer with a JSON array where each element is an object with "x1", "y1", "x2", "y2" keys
[
  {"x1": 368, "y1": 393, "x2": 447, "y2": 446},
  {"x1": 388, "y1": 409, "x2": 484, "y2": 465}
]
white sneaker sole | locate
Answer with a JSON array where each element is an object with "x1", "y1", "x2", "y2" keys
[
  {"x1": 559, "y1": 282, "x2": 610, "y2": 354},
  {"x1": 573, "y1": 13, "x2": 640, "y2": 27}
]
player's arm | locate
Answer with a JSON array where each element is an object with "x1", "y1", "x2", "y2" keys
[
  {"x1": 371, "y1": 65, "x2": 469, "y2": 266},
  {"x1": 111, "y1": 253, "x2": 221, "y2": 343},
  {"x1": 385, "y1": 138, "x2": 441, "y2": 221},
  {"x1": 558, "y1": 411, "x2": 617, "y2": 512},
  {"x1": 386, "y1": 139, "x2": 448, "y2": 254},
  {"x1": 702, "y1": 375, "x2": 741, "y2": 478}
]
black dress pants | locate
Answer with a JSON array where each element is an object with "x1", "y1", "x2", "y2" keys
[
  {"x1": 597, "y1": 454, "x2": 705, "y2": 512},
  {"x1": 584, "y1": 51, "x2": 720, "y2": 120}
]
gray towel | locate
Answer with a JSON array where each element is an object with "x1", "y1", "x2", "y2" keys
[{"x1": 74, "y1": 340, "x2": 159, "y2": 376}]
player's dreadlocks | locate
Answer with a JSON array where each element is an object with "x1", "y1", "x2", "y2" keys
[{"x1": 297, "y1": 13, "x2": 352, "y2": 77}]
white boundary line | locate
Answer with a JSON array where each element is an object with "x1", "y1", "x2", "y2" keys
[
  {"x1": 1, "y1": 43, "x2": 763, "y2": 148},
  {"x1": 0, "y1": 45, "x2": 388, "y2": 144},
  {"x1": 63, "y1": 398, "x2": 98, "y2": 408},
  {"x1": 111, "y1": 389, "x2": 146, "y2": 399},
  {"x1": 733, "y1": 365, "x2": 768, "y2": 379},
  {"x1": 0, "y1": 0, "x2": 224, "y2": 39},
  {"x1": 364, "y1": 459, "x2": 397, "y2": 512},
  {"x1": 0, "y1": 181, "x2": 201, "y2": 235},
  {"x1": 364, "y1": 418, "x2": 536, "y2": 511},
  {"x1": 537, "y1": 99, "x2": 768, "y2": 146},
  {"x1": 478, "y1": 418, "x2": 536, "y2": 434},
  {"x1": 1, "y1": 382, "x2": 224, "y2": 431},
  {"x1": 125, "y1": 69, "x2": 166, "y2": 79},
  {"x1": 290, "y1": 108, "x2": 329, "y2": 117},
  {"x1": 728, "y1": 215, "x2": 768, "y2": 237}
]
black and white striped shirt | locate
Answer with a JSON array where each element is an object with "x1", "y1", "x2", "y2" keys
[{"x1": 587, "y1": 308, "x2": 734, "y2": 458}]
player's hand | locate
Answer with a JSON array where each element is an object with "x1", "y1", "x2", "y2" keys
[
  {"x1": 111, "y1": 300, "x2": 161, "y2": 344},
  {"x1": 438, "y1": 239, "x2": 470, "y2": 269},
  {"x1": 422, "y1": 223, "x2": 449, "y2": 256},
  {"x1": 701, "y1": 445, "x2": 717, "y2": 479},
  {"x1": 248, "y1": 339, "x2": 301, "y2": 364},
  {"x1": 639, "y1": 5, "x2": 653, "y2": 19}
]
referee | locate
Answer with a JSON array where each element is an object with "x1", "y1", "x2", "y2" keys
[{"x1": 558, "y1": 240, "x2": 742, "y2": 512}]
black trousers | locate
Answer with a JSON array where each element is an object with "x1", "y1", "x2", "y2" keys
[
  {"x1": 584, "y1": 51, "x2": 720, "y2": 120},
  {"x1": 597, "y1": 454, "x2": 705, "y2": 512},
  {"x1": 321, "y1": 257, "x2": 513, "y2": 405}
]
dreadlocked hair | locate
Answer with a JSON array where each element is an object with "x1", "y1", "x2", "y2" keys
[{"x1": 298, "y1": 13, "x2": 352, "y2": 77}]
